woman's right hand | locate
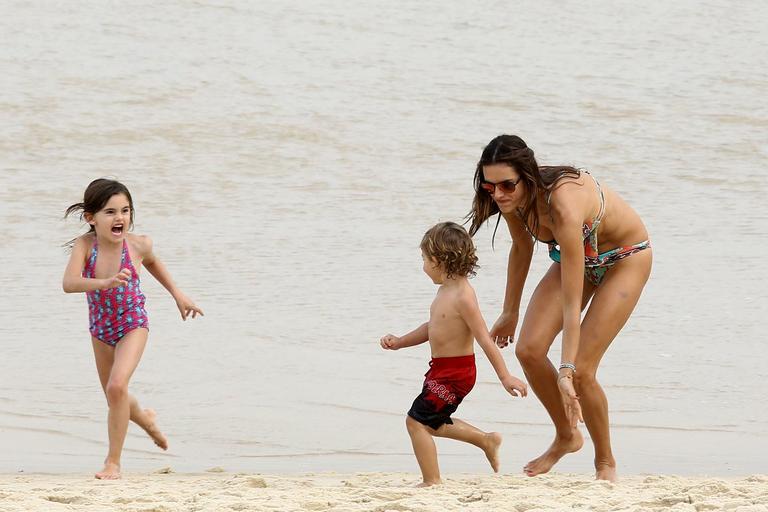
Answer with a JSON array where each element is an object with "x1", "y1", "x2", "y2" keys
[
  {"x1": 104, "y1": 268, "x2": 132, "y2": 289},
  {"x1": 490, "y1": 311, "x2": 519, "y2": 349}
]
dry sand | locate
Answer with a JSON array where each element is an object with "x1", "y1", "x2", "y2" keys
[{"x1": 1, "y1": 471, "x2": 767, "y2": 511}]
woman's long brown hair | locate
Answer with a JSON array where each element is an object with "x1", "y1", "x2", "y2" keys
[{"x1": 466, "y1": 135, "x2": 580, "y2": 245}]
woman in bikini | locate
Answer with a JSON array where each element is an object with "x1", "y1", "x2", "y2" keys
[{"x1": 466, "y1": 135, "x2": 652, "y2": 482}]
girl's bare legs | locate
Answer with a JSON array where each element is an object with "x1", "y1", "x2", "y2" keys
[
  {"x1": 92, "y1": 332, "x2": 168, "y2": 452},
  {"x1": 576, "y1": 249, "x2": 652, "y2": 482},
  {"x1": 91, "y1": 328, "x2": 163, "y2": 479},
  {"x1": 406, "y1": 416, "x2": 441, "y2": 486},
  {"x1": 433, "y1": 418, "x2": 503, "y2": 472},
  {"x1": 515, "y1": 263, "x2": 595, "y2": 477}
]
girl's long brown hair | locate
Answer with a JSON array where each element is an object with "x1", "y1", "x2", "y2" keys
[
  {"x1": 64, "y1": 178, "x2": 135, "y2": 249},
  {"x1": 466, "y1": 135, "x2": 580, "y2": 244}
]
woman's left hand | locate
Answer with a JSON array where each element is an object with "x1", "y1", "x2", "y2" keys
[
  {"x1": 557, "y1": 375, "x2": 583, "y2": 427},
  {"x1": 175, "y1": 293, "x2": 204, "y2": 321}
]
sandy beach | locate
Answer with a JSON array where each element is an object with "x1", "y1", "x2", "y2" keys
[
  {"x1": 2, "y1": 0, "x2": 767, "y2": 507},
  {"x1": 1, "y1": 471, "x2": 767, "y2": 512}
]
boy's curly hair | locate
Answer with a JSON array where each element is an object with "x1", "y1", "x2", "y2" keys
[{"x1": 420, "y1": 222, "x2": 479, "y2": 279}]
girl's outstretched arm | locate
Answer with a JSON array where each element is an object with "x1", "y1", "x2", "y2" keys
[
  {"x1": 62, "y1": 236, "x2": 130, "y2": 293},
  {"x1": 140, "y1": 236, "x2": 204, "y2": 320}
]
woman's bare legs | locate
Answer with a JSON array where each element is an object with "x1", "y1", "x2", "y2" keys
[
  {"x1": 91, "y1": 328, "x2": 164, "y2": 479},
  {"x1": 576, "y1": 249, "x2": 652, "y2": 481},
  {"x1": 515, "y1": 263, "x2": 595, "y2": 477}
]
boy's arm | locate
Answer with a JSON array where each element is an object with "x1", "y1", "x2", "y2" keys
[
  {"x1": 62, "y1": 236, "x2": 129, "y2": 293},
  {"x1": 141, "y1": 236, "x2": 204, "y2": 320},
  {"x1": 457, "y1": 290, "x2": 528, "y2": 397},
  {"x1": 380, "y1": 322, "x2": 428, "y2": 350}
]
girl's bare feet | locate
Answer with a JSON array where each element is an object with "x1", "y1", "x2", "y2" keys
[
  {"x1": 95, "y1": 460, "x2": 121, "y2": 480},
  {"x1": 523, "y1": 429, "x2": 583, "y2": 476},
  {"x1": 483, "y1": 432, "x2": 503, "y2": 473},
  {"x1": 142, "y1": 409, "x2": 168, "y2": 450}
]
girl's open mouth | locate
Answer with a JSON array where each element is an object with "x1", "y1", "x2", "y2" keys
[{"x1": 111, "y1": 225, "x2": 124, "y2": 236}]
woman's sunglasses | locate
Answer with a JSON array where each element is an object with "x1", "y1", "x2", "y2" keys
[{"x1": 480, "y1": 177, "x2": 521, "y2": 195}]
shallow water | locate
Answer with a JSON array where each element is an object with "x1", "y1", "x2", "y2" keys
[{"x1": 1, "y1": 1, "x2": 767, "y2": 476}]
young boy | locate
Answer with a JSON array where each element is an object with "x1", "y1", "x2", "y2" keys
[{"x1": 380, "y1": 221, "x2": 528, "y2": 487}]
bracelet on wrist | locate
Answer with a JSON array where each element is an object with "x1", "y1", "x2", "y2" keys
[{"x1": 558, "y1": 362, "x2": 576, "y2": 373}]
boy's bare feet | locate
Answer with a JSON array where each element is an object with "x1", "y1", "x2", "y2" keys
[
  {"x1": 523, "y1": 429, "x2": 583, "y2": 476},
  {"x1": 596, "y1": 463, "x2": 617, "y2": 482},
  {"x1": 483, "y1": 432, "x2": 503, "y2": 473},
  {"x1": 142, "y1": 409, "x2": 168, "y2": 450},
  {"x1": 95, "y1": 460, "x2": 121, "y2": 480}
]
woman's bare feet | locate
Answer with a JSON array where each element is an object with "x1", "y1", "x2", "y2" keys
[
  {"x1": 483, "y1": 432, "x2": 503, "y2": 473},
  {"x1": 95, "y1": 460, "x2": 121, "y2": 480},
  {"x1": 595, "y1": 463, "x2": 617, "y2": 482},
  {"x1": 142, "y1": 409, "x2": 168, "y2": 450},
  {"x1": 416, "y1": 480, "x2": 442, "y2": 487},
  {"x1": 523, "y1": 429, "x2": 583, "y2": 476}
]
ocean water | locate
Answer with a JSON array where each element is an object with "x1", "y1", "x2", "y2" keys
[{"x1": 1, "y1": 0, "x2": 767, "y2": 476}]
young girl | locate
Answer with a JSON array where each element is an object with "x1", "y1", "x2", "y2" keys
[{"x1": 62, "y1": 178, "x2": 203, "y2": 480}]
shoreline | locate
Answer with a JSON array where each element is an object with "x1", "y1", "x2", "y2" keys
[{"x1": 1, "y1": 472, "x2": 766, "y2": 511}]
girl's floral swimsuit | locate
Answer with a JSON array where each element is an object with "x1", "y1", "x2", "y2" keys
[
  {"x1": 83, "y1": 238, "x2": 149, "y2": 345},
  {"x1": 531, "y1": 171, "x2": 651, "y2": 286}
]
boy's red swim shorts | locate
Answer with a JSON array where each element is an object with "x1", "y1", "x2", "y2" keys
[{"x1": 408, "y1": 354, "x2": 476, "y2": 430}]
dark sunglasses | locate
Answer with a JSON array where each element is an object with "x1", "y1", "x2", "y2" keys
[{"x1": 480, "y1": 177, "x2": 521, "y2": 195}]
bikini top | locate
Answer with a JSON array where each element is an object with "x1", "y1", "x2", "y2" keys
[{"x1": 523, "y1": 170, "x2": 606, "y2": 246}]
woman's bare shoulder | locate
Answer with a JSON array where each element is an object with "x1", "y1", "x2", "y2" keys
[{"x1": 548, "y1": 173, "x2": 597, "y2": 222}]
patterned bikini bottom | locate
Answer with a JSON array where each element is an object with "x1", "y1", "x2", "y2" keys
[{"x1": 549, "y1": 240, "x2": 652, "y2": 286}]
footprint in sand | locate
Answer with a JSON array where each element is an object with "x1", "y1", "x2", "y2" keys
[
  {"x1": 372, "y1": 503, "x2": 412, "y2": 512},
  {"x1": 45, "y1": 495, "x2": 86, "y2": 505},
  {"x1": 301, "y1": 501, "x2": 335, "y2": 511},
  {"x1": 246, "y1": 477, "x2": 268, "y2": 488},
  {"x1": 458, "y1": 491, "x2": 486, "y2": 503}
]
